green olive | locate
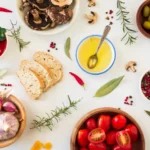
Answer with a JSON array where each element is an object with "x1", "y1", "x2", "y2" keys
[
  {"x1": 148, "y1": 16, "x2": 150, "y2": 21},
  {"x1": 143, "y1": 6, "x2": 150, "y2": 17},
  {"x1": 143, "y1": 21, "x2": 150, "y2": 30}
]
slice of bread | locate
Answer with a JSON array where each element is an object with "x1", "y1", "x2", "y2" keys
[
  {"x1": 17, "y1": 68, "x2": 44, "y2": 100},
  {"x1": 33, "y1": 51, "x2": 63, "y2": 85},
  {"x1": 20, "y1": 60, "x2": 53, "y2": 91}
]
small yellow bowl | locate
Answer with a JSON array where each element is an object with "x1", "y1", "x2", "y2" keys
[{"x1": 76, "y1": 35, "x2": 116, "y2": 75}]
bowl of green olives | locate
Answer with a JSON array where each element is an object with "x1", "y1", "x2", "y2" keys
[{"x1": 137, "y1": 0, "x2": 150, "y2": 38}]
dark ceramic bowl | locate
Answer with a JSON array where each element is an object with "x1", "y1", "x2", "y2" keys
[
  {"x1": 136, "y1": 0, "x2": 150, "y2": 38},
  {"x1": 70, "y1": 107, "x2": 145, "y2": 150}
]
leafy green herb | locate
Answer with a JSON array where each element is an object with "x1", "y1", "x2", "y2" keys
[
  {"x1": 64, "y1": 37, "x2": 71, "y2": 60},
  {"x1": 7, "y1": 21, "x2": 30, "y2": 52},
  {"x1": 0, "y1": 27, "x2": 6, "y2": 41},
  {"x1": 0, "y1": 68, "x2": 8, "y2": 77},
  {"x1": 30, "y1": 95, "x2": 81, "y2": 131},
  {"x1": 117, "y1": 0, "x2": 137, "y2": 45},
  {"x1": 145, "y1": 110, "x2": 150, "y2": 116},
  {"x1": 94, "y1": 76, "x2": 124, "y2": 97}
]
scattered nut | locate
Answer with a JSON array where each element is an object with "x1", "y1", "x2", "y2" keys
[
  {"x1": 85, "y1": 11, "x2": 98, "y2": 24},
  {"x1": 125, "y1": 61, "x2": 137, "y2": 72},
  {"x1": 88, "y1": 0, "x2": 96, "y2": 7}
]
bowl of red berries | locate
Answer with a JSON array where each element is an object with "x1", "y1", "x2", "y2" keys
[
  {"x1": 140, "y1": 70, "x2": 150, "y2": 101},
  {"x1": 70, "y1": 107, "x2": 145, "y2": 150}
]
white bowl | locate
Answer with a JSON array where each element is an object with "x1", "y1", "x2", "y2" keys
[
  {"x1": 0, "y1": 34, "x2": 8, "y2": 58},
  {"x1": 15, "y1": 0, "x2": 80, "y2": 35},
  {"x1": 139, "y1": 70, "x2": 150, "y2": 102},
  {"x1": 76, "y1": 35, "x2": 116, "y2": 75}
]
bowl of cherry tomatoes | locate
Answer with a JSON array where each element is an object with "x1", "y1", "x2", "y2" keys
[{"x1": 70, "y1": 107, "x2": 145, "y2": 150}]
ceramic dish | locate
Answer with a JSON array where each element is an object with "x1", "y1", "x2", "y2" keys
[
  {"x1": 0, "y1": 34, "x2": 8, "y2": 58},
  {"x1": 136, "y1": 0, "x2": 150, "y2": 38},
  {"x1": 0, "y1": 95, "x2": 26, "y2": 148},
  {"x1": 140, "y1": 70, "x2": 150, "y2": 102},
  {"x1": 70, "y1": 107, "x2": 145, "y2": 150},
  {"x1": 76, "y1": 35, "x2": 116, "y2": 75},
  {"x1": 15, "y1": 0, "x2": 80, "y2": 35}
]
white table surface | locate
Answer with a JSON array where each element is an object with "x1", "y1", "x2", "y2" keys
[{"x1": 0, "y1": 0, "x2": 150, "y2": 149}]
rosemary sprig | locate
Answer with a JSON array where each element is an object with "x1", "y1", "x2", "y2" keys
[
  {"x1": 117, "y1": 0, "x2": 137, "y2": 45},
  {"x1": 7, "y1": 21, "x2": 30, "y2": 52},
  {"x1": 30, "y1": 95, "x2": 81, "y2": 131}
]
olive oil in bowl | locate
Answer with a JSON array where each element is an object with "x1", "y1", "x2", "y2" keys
[{"x1": 76, "y1": 35, "x2": 116, "y2": 75}]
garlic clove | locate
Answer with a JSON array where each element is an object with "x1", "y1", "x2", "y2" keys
[{"x1": 2, "y1": 101, "x2": 18, "y2": 112}]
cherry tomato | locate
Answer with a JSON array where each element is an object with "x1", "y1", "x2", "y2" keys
[
  {"x1": 97, "y1": 115, "x2": 111, "y2": 132},
  {"x1": 88, "y1": 142, "x2": 107, "y2": 150},
  {"x1": 116, "y1": 131, "x2": 131, "y2": 149},
  {"x1": 125, "y1": 124, "x2": 138, "y2": 143},
  {"x1": 113, "y1": 145, "x2": 132, "y2": 150},
  {"x1": 86, "y1": 118, "x2": 97, "y2": 131},
  {"x1": 106, "y1": 130, "x2": 117, "y2": 145},
  {"x1": 112, "y1": 114, "x2": 127, "y2": 130},
  {"x1": 78, "y1": 129, "x2": 89, "y2": 147},
  {"x1": 88, "y1": 128, "x2": 106, "y2": 144},
  {"x1": 80, "y1": 148, "x2": 88, "y2": 150}
]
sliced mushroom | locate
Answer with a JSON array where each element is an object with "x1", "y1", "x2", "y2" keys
[
  {"x1": 51, "y1": 0, "x2": 73, "y2": 7},
  {"x1": 20, "y1": 0, "x2": 31, "y2": 11},
  {"x1": 85, "y1": 11, "x2": 98, "y2": 24},
  {"x1": 28, "y1": 0, "x2": 50, "y2": 11},
  {"x1": 25, "y1": 9, "x2": 51, "y2": 30},
  {"x1": 88, "y1": 0, "x2": 96, "y2": 7},
  {"x1": 46, "y1": 7, "x2": 73, "y2": 25},
  {"x1": 125, "y1": 61, "x2": 137, "y2": 72}
]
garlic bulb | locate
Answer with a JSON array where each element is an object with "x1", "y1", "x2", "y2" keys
[{"x1": 0, "y1": 112, "x2": 19, "y2": 140}]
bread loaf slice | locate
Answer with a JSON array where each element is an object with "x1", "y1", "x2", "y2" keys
[
  {"x1": 20, "y1": 60, "x2": 53, "y2": 91},
  {"x1": 33, "y1": 51, "x2": 63, "y2": 85},
  {"x1": 17, "y1": 68, "x2": 44, "y2": 100}
]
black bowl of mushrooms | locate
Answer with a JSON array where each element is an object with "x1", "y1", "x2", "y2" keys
[
  {"x1": 15, "y1": 0, "x2": 80, "y2": 35},
  {"x1": 0, "y1": 93, "x2": 26, "y2": 148}
]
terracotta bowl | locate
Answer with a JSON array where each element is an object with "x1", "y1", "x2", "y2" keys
[
  {"x1": 70, "y1": 107, "x2": 145, "y2": 150},
  {"x1": 0, "y1": 94, "x2": 26, "y2": 148},
  {"x1": 136, "y1": 0, "x2": 150, "y2": 38}
]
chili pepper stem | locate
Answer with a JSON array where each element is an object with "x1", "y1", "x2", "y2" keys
[{"x1": 82, "y1": 85, "x2": 86, "y2": 90}]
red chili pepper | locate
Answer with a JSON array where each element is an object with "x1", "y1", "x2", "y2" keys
[
  {"x1": 0, "y1": 7, "x2": 12, "y2": 13},
  {"x1": 69, "y1": 72, "x2": 85, "y2": 89}
]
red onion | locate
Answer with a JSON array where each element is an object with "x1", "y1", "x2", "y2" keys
[
  {"x1": 2, "y1": 101, "x2": 18, "y2": 112},
  {"x1": 0, "y1": 98, "x2": 3, "y2": 111}
]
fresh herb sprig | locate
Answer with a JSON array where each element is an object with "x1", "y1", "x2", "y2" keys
[
  {"x1": 7, "y1": 21, "x2": 30, "y2": 52},
  {"x1": 30, "y1": 95, "x2": 81, "y2": 131},
  {"x1": 117, "y1": 0, "x2": 137, "y2": 45}
]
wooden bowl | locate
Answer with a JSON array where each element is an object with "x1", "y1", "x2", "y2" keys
[
  {"x1": 136, "y1": 0, "x2": 150, "y2": 38},
  {"x1": 0, "y1": 94, "x2": 26, "y2": 148},
  {"x1": 70, "y1": 107, "x2": 145, "y2": 150}
]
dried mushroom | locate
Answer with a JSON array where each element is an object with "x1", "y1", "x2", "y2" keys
[
  {"x1": 85, "y1": 11, "x2": 98, "y2": 24},
  {"x1": 28, "y1": 0, "x2": 50, "y2": 11},
  {"x1": 51, "y1": 0, "x2": 73, "y2": 7},
  {"x1": 88, "y1": 0, "x2": 96, "y2": 7},
  {"x1": 20, "y1": 0, "x2": 30, "y2": 11},
  {"x1": 125, "y1": 61, "x2": 137, "y2": 72},
  {"x1": 46, "y1": 7, "x2": 73, "y2": 25},
  {"x1": 25, "y1": 9, "x2": 51, "y2": 30}
]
